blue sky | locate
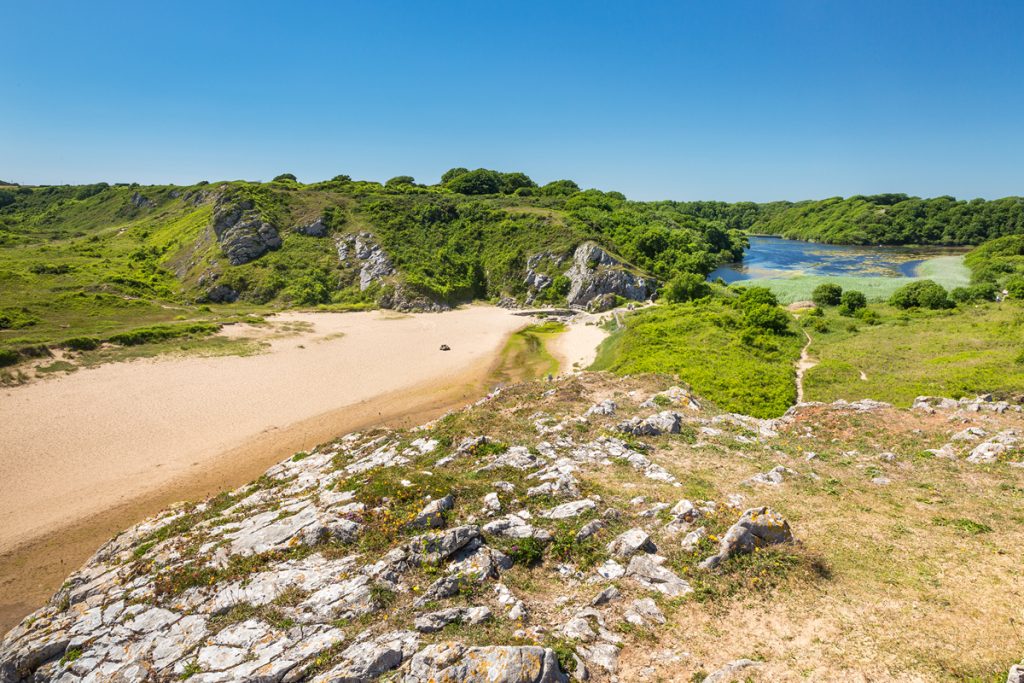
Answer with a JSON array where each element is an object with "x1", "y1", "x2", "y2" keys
[{"x1": 1, "y1": 1, "x2": 1022, "y2": 201}]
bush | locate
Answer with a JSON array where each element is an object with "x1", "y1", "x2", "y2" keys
[
  {"x1": 743, "y1": 303, "x2": 790, "y2": 333},
  {"x1": 1006, "y1": 277, "x2": 1024, "y2": 300},
  {"x1": 0, "y1": 349, "x2": 18, "y2": 367},
  {"x1": 812, "y1": 283, "x2": 843, "y2": 307},
  {"x1": 663, "y1": 273, "x2": 711, "y2": 303},
  {"x1": 854, "y1": 308, "x2": 881, "y2": 324},
  {"x1": 0, "y1": 309, "x2": 39, "y2": 330},
  {"x1": 736, "y1": 286, "x2": 779, "y2": 309},
  {"x1": 287, "y1": 269, "x2": 334, "y2": 306},
  {"x1": 63, "y1": 337, "x2": 101, "y2": 351},
  {"x1": 889, "y1": 280, "x2": 953, "y2": 309},
  {"x1": 272, "y1": 173, "x2": 297, "y2": 182},
  {"x1": 108, "y1": 323, "x2": 220, "y2": 346},
  {"x1": 950, "y1": 282, "x2": 998, "y2": 303},
  {"x1": 840, "y1": 290, "x2": 866, "y2": 311}
]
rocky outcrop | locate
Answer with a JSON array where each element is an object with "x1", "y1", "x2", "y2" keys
[
  {"x1": 295, "y1": 216, "x2": 329, "y2": 237},
  {"x1": 335, "y1": 232, "x2": 395, "y2": 291},
  {"x1": 211, "y1": 195, "x2": 282, "y2": 265},
  {"x1": 699, "y1": 507, "x2": 794, "y2": 570},
  {"x1": 128, "y1": 191, "x2": 155, "y2": 209},
  {"x1": 564, "y1": 242, "x2": 654, "y2": 310}
]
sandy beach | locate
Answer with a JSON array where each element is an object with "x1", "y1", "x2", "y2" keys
[{"x1": 0, "y1": 306, "x2": 541, "y2": 629}]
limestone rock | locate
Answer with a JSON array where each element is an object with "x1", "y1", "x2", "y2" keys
[
  {"x1": 211, "y1": 195, "x2": 282, "y2": 265},
  {"x1": 699, "y1": 507, "x2": 793, "y2": 570},
  {"x1": 407, "y1": 494, "x2": 455, "y2": 530},
  {"x1": 626, "y1": 554, "x2": 693, "y2": 597},
  {"x1": 405, "y1": 643, "x2": 567, "y2": 683},
  {"x1": 564, "y1": 242, "x2": 654, "y2": 309},
  {"x1": 607, "y1": 528, "x2": 656, "y2": 559},
  {"x1": 703, "y1": 658, "x2": 763, "y2": 683},
  {"x1": 295, "y1": 216, "x2": 329, "y2": 236},
  {"x1": 414, "y1": 606, "x2": 492, "y2": 633},
  {"x1": 617, "y1": 411, "x2": 682, "y2": 436}
]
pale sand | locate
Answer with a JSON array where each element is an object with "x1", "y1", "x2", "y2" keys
[
  {"x1": 0, "y1": 306, "x2": 533, "y2": 629},
  {"x1": 548, "y1": 314, "x2": 609, "y2": 370}
]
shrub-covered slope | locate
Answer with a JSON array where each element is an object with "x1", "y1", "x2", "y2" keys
[{"x1": 0, "y1": 173, "x2": 748, "y2": 354}]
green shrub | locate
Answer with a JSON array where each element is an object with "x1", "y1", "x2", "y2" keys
[
  {"x1": 287, "y1": 269, "x2": 334, "y2": 305},
  {"x1": 840, "y1": 290, "x2": 866, "y2": 311},
  {"x1": 736, "y1": 286, "x2": 779, "y2": 309},
  {"x1": 889, "y1": 280, "x2": 953, "y2": 309},
  {"x1": 743, "y1": 303, "x2": 790, "y2": 333},
  {"x1": 0, "y1": 349, "x2": 18, "y2": 367},
  {"x1": 108, "y1": 323, "x2": 220, "y2": 346},
  {"x1": 950, "y1": 283, "x2": 997, "y2": 303},
  {"x1": 63, "y1": 337, "x2": 101, "y2": 351},
  {"x1": 663, "y1": 273, "x2": 711, "y2": 303},
  {"x1": 812, "y1": 283, "x2": 843, "y2": 306},
  {"x1": 1006, "y1": 276, "x2": 1024, "y2": 300},
  {"x1": 0, "y1": 309, "x2": 39, "y2": 330},
  {"x1": 854, "y1": 308, "x2": 881, "y2": 324}
]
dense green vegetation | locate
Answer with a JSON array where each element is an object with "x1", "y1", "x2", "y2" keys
[
  {"x1": 749, "y1": 194, "x2": 1024, "y2": 245},
  {"x1": 0, "y1": 170, "x2": 749, "y2": 355},
  {"x1": 591, "y1": 288, "x2": 804, "y2": 417}
]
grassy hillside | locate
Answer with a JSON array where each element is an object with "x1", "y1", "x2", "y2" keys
[
  {"x1": 0, "y1": 173, "x2": 748, "y2": 360},
  {"x1": 591, "y1": 290, "x2": 805, "y2": 418},
  {"x1": 801, "y1": 301, "x2": 1024, "y2": 406}
]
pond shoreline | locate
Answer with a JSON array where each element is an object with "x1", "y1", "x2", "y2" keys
[{"x1": 709, "y1": 236, "x2": 971, "y2": 303}]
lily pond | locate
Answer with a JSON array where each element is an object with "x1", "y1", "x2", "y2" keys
[{"x1": 709, "y1": 236, "x2": 971, "y2": 303}]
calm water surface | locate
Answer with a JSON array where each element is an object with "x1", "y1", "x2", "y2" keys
[{"x1": 709, "y1": 236, "x2": 953, "y2": 283}]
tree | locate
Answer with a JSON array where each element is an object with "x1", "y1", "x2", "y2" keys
[
  {"x1": 273, "y1": 173, "x2": 297, "y2": 182},
  {"x1": 812, "y1": 283, "x2": 843, "y2": 306},
  {"x1": 663, "y1": 273, "x2": 711, "y2": 303},
  {"x1": 385, "y1": 175, "x2": 416, "y2": 188},
  {"x1": 440, "y1": 167, "x2": 469, "y2": 184},
  {"x1": 889, "y1": 280, "x2": 953, "y2": 309},
  {"x1": 446, "y1": 169, "x2": 501, "y2": 195},
  {"x1": 497, "y1": 172, "x2": 536, "y2": 194},
  {"x1": 539, "y1": 179, "x2": 581, "y2": 196}
]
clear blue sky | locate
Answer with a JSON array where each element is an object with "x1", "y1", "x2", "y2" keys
[{"x1": 2, "y1": 1, "x2": 1022, "y2": 201}]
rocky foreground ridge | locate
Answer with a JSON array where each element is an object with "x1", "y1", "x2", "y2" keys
[{"x1": 2, "y1": 375, "x2": 1023, "y2": 682}]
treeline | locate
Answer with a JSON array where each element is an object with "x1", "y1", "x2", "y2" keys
[{"x1": 746, "y1": 194, "x2": 1024, "y2": 245}]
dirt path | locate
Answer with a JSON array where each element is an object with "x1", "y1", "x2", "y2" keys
[
  {"x1": 0, "y1": 306, "x2": 533, "y2": 632},
  {"x1": 796, "y1": 329, "x2": 818, "y2": 403}
]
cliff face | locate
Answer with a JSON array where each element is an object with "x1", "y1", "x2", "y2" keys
[
  {"x1": 3, "y1": 375, "x2": 1023, "y2": 682},
  {"x1": 564, "y1": 243, "x2": 655, "y2": 311}
]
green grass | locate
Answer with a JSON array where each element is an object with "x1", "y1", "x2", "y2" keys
[
  {"x1": 802, "y1": 301, "x2": 1024, "y2": 405},
  {"x1": 590, "y1": 299, "x2": 804, "y2": 418},
  {"x1": 730, "y1": 254, "x2": 971, "y2": 304},
  {"x1": 489, "y1": 321, "x2": 566, "y2": 385}
]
